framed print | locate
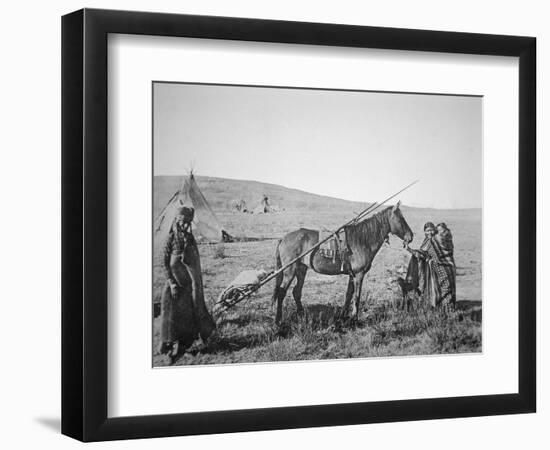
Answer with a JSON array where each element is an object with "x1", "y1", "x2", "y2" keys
[{"x1": 61, "y1": 9, "x2": 536, "y2": 442}]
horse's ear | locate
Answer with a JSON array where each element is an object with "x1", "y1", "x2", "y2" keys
[{"x1": 393, "y1": 200, "x2": 401, "y2": 211}]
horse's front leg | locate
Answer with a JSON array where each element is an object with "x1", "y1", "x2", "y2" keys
[
  {"x1": 341, "y1": 275, "x2": 355, "y2": 319},
  {"x1": 292, "y1": 264, "x2": 307, "y2": 318},
  {"x1": 350, "y1": 270, "x2": 366, "y2": 320}
]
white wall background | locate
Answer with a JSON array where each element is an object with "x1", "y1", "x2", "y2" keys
[{"x1": 0, "y1": 1, "x2": 545, "y2": 448}]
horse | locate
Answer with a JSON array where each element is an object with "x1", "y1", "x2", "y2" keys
[{"x1": 271, "y1": 202, "x2": 413, "y2": 325}]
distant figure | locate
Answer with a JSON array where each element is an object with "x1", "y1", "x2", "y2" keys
[
  {"x1": 259, "y1": 194, "x2": 269, "y2": 213},
  {"x1": 158, "y1": 206, "x2": 216, "y2": 361},
  {"x1": 406, "y1": 221, "x2": 456, "y2": 308}
]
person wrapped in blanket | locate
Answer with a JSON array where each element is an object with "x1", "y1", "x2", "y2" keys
[
  {"x1": 158, "y1": 206, "x2": 216, "y2": 361},
  {"x1": 405, "y1": 222, "x2": 456, "y2": 308}
]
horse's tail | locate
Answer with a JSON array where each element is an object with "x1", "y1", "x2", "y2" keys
[{"x1": 271, "y1": 239, "x2": 283, "y2": 304}]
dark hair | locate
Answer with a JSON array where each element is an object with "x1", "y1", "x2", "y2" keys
[
  {"x1": 436, "y1": 222, "x2": 448, "y2": 229},
  {"x1": 175, "y1": 206, "x2": 195, "y2": 222},
  {"x1": 423, "y1": 221, "x2": 436, "y2": 231}
]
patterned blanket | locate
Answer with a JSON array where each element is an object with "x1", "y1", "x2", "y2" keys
[{"x1": 407, "y1": 233, "x2": 456, "y2": 307}]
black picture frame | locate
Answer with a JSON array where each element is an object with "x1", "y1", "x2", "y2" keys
[{"x1": 62, "y1": 8, "x2": 536, "y2": 442}]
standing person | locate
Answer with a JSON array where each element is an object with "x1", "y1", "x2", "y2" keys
[
  {"x1": 158, "y1": 206, "x2": 216, "y2": 361},
  {"x1": 434, "y1": 222, "x2": 457, "y2": 304},
  {"x1": 406, "y1": 221, "x2": 456, "y2": 307}
]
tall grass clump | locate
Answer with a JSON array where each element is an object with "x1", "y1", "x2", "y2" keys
[{"x1": 368, "y1": 301, "x2": 481, "y2": 355}]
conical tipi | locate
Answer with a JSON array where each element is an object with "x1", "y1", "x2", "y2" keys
[
  {"x1": 253, "y1": 194, "x2": 277, "y2": 214},
  {"x1": 154, "y1": 173, "x2": 230, "y2": 244}
]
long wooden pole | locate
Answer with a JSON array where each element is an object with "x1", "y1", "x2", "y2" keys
[{"x1": 216, "y1": 180, "x2": 418, "y2": 308}]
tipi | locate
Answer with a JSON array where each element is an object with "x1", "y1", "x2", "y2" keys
[
  {"x1": 253, "y1": 194, "x2": 277, "y2": 214},
  {"x1": 155, "y1": 173, "x2": 231, "y2": 244}
]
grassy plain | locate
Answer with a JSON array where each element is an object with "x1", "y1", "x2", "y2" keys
[{"x1": 153, "y1": 176, "x2": 482, "y2": 366}]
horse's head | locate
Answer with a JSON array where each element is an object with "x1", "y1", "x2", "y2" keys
[{"x1": 388, "y1": 201, "x2": 413, "y2": 247}]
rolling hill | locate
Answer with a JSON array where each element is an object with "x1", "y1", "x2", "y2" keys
[{"x1": 154, "y1": 174, "x2": 480, "y2": 221}]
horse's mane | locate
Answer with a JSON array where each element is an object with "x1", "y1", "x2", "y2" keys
[{"x1": 345, "y1": 206, "x2": 392, "y2": 247}]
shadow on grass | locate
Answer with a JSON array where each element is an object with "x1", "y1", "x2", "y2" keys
[
  {"x1": 305, "y1": 303, "x2": 340, "y2": 325},
  {"x1": 216, "y1": 308, "x2": 273, "y2": 328},
  {"x1": 204, "y1": 303, "x2": 343, "y2": 353},
  {"x1": 201, "y1": 308, "x2": 276, "y2": 354},
  {"x1": 217, "y1": 302, "x2": 343, "y2": 328},
  {"x1": 202, "y1": 332, "x2": 272, "y2": 353},
  {"x1": 276, "y1": 303, "x2": 343, "y2": 331}
]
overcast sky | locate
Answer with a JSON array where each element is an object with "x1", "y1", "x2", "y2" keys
[{"x1": 154, "y1": 82, "x2": 482, "y2": 209}]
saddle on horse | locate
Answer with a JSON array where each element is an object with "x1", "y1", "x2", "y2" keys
[{"x1": 310, "y1": 230, "x2": 352, "y2": 274}]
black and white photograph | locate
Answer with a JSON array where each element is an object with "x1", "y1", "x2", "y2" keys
[
  {"x1": 0, "y1": 0, "x2": 544, "y2": 446},
  {"x1": 152, "y1": 82, "x2": 482, "y2": 367}
]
